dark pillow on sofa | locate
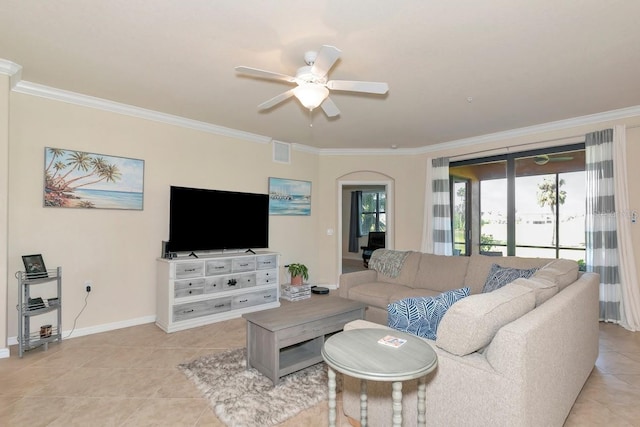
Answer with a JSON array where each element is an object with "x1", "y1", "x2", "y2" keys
[
  {"x1": 482, "y1": 264, "x2": 539, "y2": 293},
  {"x1": 387, "y1": 287, "x2": 470, "y2": 340}
]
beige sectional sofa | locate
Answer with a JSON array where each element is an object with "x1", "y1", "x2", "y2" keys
[{"x1": 338, "y1": 251, "x2": 600, "y2": 427}]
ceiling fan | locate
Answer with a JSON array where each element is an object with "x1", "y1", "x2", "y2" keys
[
  {"x1": 533, "y1": 154, "x2": 574, "y2": 165},
  {"x1": 235, "y1": 45, "x2": 389, "y2": 118}
]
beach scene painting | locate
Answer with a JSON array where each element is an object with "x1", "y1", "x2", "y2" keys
[
  {"x1": 269, "y1": 177, "x2": 311, "y2": 216},
  {"x1": 44, "y1": 147, "x2": 144, "y2": 210}
]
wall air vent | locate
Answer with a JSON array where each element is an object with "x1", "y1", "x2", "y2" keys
[{"x1": 273, "y1": 140, "x2": 291, "y2": 164}]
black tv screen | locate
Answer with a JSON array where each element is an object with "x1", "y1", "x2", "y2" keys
[{"x1": 168, "y1": 186, "x2": 269, "y2": 252}]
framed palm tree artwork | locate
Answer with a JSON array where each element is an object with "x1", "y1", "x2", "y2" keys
[{"x1": 44, "y1": 147, "x2": 145, "y2": 210}]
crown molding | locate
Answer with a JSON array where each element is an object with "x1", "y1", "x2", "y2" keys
[
  {"x1": 418, "y1": 105, "x2": 640, "y2": 154},
  {"x1": 0, "y1": 59, "x2": 22, "y2": 89},
  {"x1": 11, "y1": 80, "x2": 272, "y2": 145},
  {"x1": 317, "y1": 105, "x2": 640, "y2": 156},
  {"x1": 0, "y1": 59, "x2": 21, "y2": 76}
]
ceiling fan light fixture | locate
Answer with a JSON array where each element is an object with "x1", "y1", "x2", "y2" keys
[{"x1": 293, "y1": 83, "x2": 329, "y2": 110}]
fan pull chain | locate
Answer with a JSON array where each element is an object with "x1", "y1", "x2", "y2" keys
[{"x1": 309, "y1": 108, "x2": 313, "y2": 127}]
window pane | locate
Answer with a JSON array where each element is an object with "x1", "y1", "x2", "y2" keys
[
  {"x1": 515, "y1": 174, "x2": 556, "y2": 249},
  {"x1": 557, "y1": 171, "x2": 585, "y2": 249},
  {"x1": 361, "y1": 213, "x2": 376, "y2": 233},
  {"x1": 453, "y1": 180, "x2": 467, "y2": 255},
  {"x1": 515, "y1": 247, "x2": 556, "y2": 258},
  {"x1": 378, "y1": 193, "x2": 386, "y2": 212},
  {"x1": 362, "y1": 193, "x2": 376, "y2": 213},
  {"x1": 480, "y1": 174, "x2": 507, "y2": 252},
  {"x1": 378, "y1": 213, "x2": 387, "y2": 231},
  {"x1": 360, "y1": 191, "x2": 386, "y2": 233}
]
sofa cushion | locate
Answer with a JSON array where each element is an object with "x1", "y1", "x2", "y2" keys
[
  {"x1": 482, "y1": 264, "x2": 539, "y2": 293},
  {"x1": 348, "y1": 282, "x2": 416, "y2": 309},
  {"x1": 412, "y1": 253, "x2": 470, "y2": 291},
  {"x1": 511, "y1": 277, "x2": 558, "y2": 306},
  {"x1": 435, "y1": 283, "x2": 536, "y2": 356},
  {"x1": 376, "y1": 251, "x2": 421, "y2": 286},
  {"x1": 533, "y1": 259, "x2": 579, "y2": 291},
  {"x1": 464, "y1": 254, "x2": 553, "y2": 294},
  {"x1": 387, "y1": 287, "x2": 470, "y2": 340}
]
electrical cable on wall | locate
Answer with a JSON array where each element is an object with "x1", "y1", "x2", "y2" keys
[{"x1": 66, "y1": 292, "x2": 89, "y2": 339}]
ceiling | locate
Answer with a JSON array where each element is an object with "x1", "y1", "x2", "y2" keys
[{"x1": 1, "y1": 0, "x2": 639, "y2": 151}]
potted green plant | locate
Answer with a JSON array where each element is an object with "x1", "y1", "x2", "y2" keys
[{"x1": 287, "y1": 263, "x2": 309, "y2": 286}]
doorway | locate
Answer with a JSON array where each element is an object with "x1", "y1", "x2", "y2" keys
[{"x1": 338, "y1": 179, "x2": 394, "y2": 276}]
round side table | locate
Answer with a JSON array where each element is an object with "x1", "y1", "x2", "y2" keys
[{"x1": 322, "y1": 328, "x2": 437, "y2": 427}]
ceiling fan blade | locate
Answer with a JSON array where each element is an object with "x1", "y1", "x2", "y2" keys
[
  {"x1": 321, "y1": 97, "x2": 340, "y2": 118},
  {"x1": 534, "y1": 155, "x2": 574, "y2": 165},
  {"x1": 257, "y1": 89, "x2": 296, "y2": 110},
  {"x1": 235, "y1": 66, "x2": 297, "y2": 83},
  {"x1": 327, "y1": 80, "x2": 389, "y2": 94},
  {"x1": 310, "y1": 45, "x2": 341, "y2": 78}
]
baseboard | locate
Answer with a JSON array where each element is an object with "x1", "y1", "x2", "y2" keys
[
  {"x1": 0, "y1": 347, "x2": 10, "y2": 359},
  {"x1": 7, "y1": 315, "x2": 157, "y2": 346}
]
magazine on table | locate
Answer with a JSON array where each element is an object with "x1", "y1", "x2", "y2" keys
[{"x1": 377, "y1": 334, "x2": 407, "y2": 348}]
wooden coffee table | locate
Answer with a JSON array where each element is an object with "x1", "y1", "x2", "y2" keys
[{"x1": 242, "y1": 295, "x2": 365, "y2": 385}]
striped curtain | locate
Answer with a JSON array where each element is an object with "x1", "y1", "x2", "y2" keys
[
  {"x1": 585, "y1": 129, "x2": 621, "y2": 322},
  {"x1": 432, "y1": 157, "x2": 453, "y2": 255}
]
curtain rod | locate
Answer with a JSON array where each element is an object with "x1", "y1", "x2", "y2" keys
[{"x1": 449, "y1": 123, "x2": 640, "y2": 161}]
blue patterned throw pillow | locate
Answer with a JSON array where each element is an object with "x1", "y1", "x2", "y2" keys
[
  {"x1": 482, "y1": 264, "x2": 539, "y2": 293},
  {"x1": 387, "y1": 287, "x2": 470, "y2": 340}
]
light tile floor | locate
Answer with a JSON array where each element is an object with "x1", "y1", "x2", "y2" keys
[{"x1": 1, "y1": 319, "x2": 639, "y2": 426}]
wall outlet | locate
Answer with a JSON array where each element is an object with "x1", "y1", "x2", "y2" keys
[{"x1": 84, "y1": 280, "x2": 92, "y2": 293}]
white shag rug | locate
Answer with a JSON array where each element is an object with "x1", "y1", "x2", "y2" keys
[{"x1": 178, "y1": 347, "x2": 340, "y2": 427}]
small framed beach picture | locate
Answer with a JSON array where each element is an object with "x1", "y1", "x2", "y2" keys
[
  {"x1": 44, "y1": 147, "x2": 144, "y2": 210},
  {"x1": 22, "y1": 254, "x2": 48, "y2": 278},
  {"x1": 268, "y1": 177, "x2": 311, "y2": 216}
]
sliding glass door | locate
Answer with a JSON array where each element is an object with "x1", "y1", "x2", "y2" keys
[{"x1": 450, "y1": 144, "x2": 585, "y2": 265}]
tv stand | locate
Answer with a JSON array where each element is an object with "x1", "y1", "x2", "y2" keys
[{"x1": 156, "y1": 251, "x2": 280, "y2": 333}]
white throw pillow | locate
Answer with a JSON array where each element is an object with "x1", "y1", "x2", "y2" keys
[{"x1": 435, "y1": 284, "x2": 535, "y2": 356}]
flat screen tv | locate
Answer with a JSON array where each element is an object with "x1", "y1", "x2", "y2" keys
[{"x1": 168, "y1": 186, "x2": 269, "y2": 252}]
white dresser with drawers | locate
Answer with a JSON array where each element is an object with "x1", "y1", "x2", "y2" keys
[{"x1": 156, "y1": 251, "x2": 280, "y2": 332}]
